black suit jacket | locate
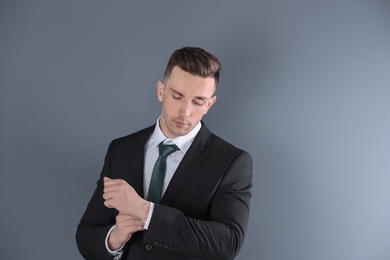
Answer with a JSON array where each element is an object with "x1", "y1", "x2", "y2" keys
[{"x1": 76, "y1": 123, "x2": 253, "y2": 260}]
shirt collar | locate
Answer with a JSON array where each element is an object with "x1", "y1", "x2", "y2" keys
[{"x1": 150, "y1": 117, "x2": 201, "y2": 153}]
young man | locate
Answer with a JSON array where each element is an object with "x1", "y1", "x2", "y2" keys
[{"x1": 76, "y1": 47, "x2": 253, "y2": 260}]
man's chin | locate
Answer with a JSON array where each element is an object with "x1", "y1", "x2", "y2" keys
[
  {"x1": 169, "y1": 126, "x2": 191, "y2": 137},
  {"x1": 174, "y1": 129, "x2": 190, "y2": 137}
]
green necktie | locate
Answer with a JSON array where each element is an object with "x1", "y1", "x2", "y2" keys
[{"x1": 147, "y1": 142, "x2": 179, "y2": 203}]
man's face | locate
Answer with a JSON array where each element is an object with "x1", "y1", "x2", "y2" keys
[{"x1": 157, "y1": 66, "x2": 217, "y2": 138}]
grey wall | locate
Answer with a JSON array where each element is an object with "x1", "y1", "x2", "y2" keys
[{"x1": 1, "y1": 1, "x2": 389, "y2": 259}]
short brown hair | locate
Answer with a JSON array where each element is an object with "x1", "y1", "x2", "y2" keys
[{"x1": 163, "y1": 47, "x2": 222, "y2": 88}]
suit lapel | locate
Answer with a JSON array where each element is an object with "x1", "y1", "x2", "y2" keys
[
  {"x1": 124, "y1": 125, "x2": 154, "y2": 199},
  {"x1": 161, "y1": 124, "x2": 212, "y2": 205}
]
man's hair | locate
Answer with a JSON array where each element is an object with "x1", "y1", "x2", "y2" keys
[{"x1": 163, "y1": 47, "x2": 222, "y2": 88}]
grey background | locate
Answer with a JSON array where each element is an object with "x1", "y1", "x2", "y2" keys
[{"x1": 1, "y1": 1, "x2": 389, "y2": 259}]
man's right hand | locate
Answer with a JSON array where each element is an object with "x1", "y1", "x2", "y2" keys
[{"x1": 108, "y1": 213, "x2": 145, "y2": 250}]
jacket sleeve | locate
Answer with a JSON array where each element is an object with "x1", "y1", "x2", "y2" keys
[
  {"x1": 76, "y1": 142, "x2": 117, "y2": 260},
  {"x1": 143, "y1": 151, "x2": 253, "y2": 260}
]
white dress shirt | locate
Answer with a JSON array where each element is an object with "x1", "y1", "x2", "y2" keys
[{"x1": 106, "y1": 118, "x2": 201, "y2": 259}]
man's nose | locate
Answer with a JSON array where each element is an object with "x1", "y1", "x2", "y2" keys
[{"x1": 179, "y1": 101, "x2": 192, "y2": 117}]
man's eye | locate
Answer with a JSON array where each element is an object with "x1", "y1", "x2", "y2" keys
[
  {"x1": 173, "y1": 95, "x2": 181, "y2": 99},
  {"x1": 193, "y1": 100, "x2": 205, "y2": 106}
]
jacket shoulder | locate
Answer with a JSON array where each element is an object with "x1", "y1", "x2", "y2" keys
[
  {"x1": 110, "y1": 125, "x2": 154, "y2": 144},
  {"x1": 209, "y1": 133, "x2": 248, "y2": 155}
]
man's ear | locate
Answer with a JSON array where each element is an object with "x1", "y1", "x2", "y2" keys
[
  {"x1": 204, "y1": 96, "x2": 217, "y2": 114},
  {"x1": 157, "y1": 81, "x2": 164, "y2": 102}
]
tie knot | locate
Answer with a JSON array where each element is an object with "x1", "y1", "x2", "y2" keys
[{"x1": 159, "y1": 143, "x2": 179, "y2": 158}]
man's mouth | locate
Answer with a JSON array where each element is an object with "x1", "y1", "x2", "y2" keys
[{"x1": 174, "y1": 120, "x2": 189, "y2": 127}]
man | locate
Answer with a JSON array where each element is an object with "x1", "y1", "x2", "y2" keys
[{"x1": 76, "y1": 47, "x2": 253, "y2": 260}]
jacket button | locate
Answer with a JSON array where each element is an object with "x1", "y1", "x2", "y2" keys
[{"x1": 145, "y1": 244, "x2": 153, "y2": 251}]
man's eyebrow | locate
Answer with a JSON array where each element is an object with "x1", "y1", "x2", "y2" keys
[
  {"x1": 194, "y1": 96, "x2": 209, "y2": 101},
  {"x1": 170, "y1": 88, "x2": 209, "y2": 101},
  {"x1": 170, "y1": 88, "x2": 183, "y2": 97}
]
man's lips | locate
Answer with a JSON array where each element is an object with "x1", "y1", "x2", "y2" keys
[{"x1": 174, "y1": 120, "x2": 189, "y2": 127}]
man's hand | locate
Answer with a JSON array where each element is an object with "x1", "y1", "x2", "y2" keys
[
  {"x1": 108, "y1": 213, "x2": 145, "y2": 250},
  {"x1": 103, "y1": 177, "x2": 150, "y2": 221}
]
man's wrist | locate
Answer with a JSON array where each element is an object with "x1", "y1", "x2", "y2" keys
[
  {"x1": 105, "y1": 225, "x2": 125, "y2": 253},
  {"x1": 108, "y1": 231, "x2": 124, "y2": 251},
  {"x1": 139, "y1": 201, "x2": 151, "y2": 222}
]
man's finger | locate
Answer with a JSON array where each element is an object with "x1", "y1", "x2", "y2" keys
[
  {"x1": 102, "y1": 191, "x2": 114, "y2": 200},
  {"x1": 103, "y1": 177, "x2": 116, "y2": 187},
  {"x1": 104, "y1": 200, "x2": 114, "y2": 208},
  {"x1": 103, "y1": 177, "x2": 127, "y2": 188}
]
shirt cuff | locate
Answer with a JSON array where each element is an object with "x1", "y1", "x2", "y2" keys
[
  {"x1": 143, "y1": 202, "x2": 154, "y2": 230},
  {"x1": 105, "y1": 225, "x2": 124, "y2": 258}
]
